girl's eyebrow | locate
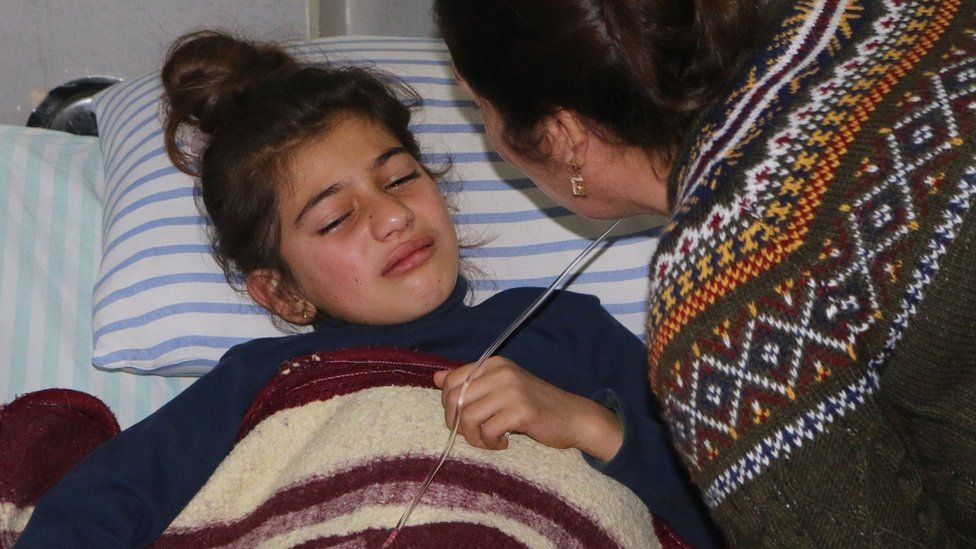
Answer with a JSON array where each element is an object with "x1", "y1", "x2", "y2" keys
[
  {"x1": 373, "y1": 146, "x2": 407, "y2": 168},
  {"x1": 295, "y1": 183, "x2": 343, "y2": 226}
]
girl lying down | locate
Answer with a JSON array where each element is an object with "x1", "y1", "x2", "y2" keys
[{"x1": 15, "y1": 32, "x2": 719, "y2": 548}]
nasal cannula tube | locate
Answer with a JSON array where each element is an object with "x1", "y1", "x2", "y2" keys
[{"x1": 383, "y1": 220, "x2": 622, "y2": 547}]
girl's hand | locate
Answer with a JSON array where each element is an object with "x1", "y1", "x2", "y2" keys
[{"x1": 432, "y1": 356, "x2": 623, "y2": 461}]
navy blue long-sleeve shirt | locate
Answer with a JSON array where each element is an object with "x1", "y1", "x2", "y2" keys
[{"x1": 18, "y1": 278, "x2": 718, "y2": 548}]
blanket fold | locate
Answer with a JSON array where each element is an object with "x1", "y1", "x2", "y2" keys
[{"x1": 0, "y1": 388, "x2": 120, "y2": 548}]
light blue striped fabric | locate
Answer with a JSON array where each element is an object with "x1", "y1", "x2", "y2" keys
[
  {"x1": 90, "y1": 36, "x2": 664, "y2": 377},
  {"x1": 0, "y1": 126, "x2": 193, "y2": 429}
]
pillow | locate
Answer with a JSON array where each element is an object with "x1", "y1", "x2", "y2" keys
[{"x1": 91, "y1": 36, "x2": 664, "y2": 376}]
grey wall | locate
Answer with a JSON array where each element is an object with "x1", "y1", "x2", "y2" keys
[
  {"x1": 0, "y1": 0, "x2": 314, "y2": 126},
  {"x1": 319, "y1": 0, "x2": 438, "y2": 38},
  {"x1": 0, "y1": 0, "x2": 437, "y2": 127}
]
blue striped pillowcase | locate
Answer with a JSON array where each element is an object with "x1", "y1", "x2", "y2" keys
[{"x1": 91, "y1": 36, "x2": 663, "y2": 376}]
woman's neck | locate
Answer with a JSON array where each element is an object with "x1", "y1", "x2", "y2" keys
[{"x1": 586, "y1": 141, "x2": 671, "y2": 219}]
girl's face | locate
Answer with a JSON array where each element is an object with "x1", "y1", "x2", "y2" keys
[{"x1": 275, "y1": 115, "x2": 460, "y2": 325}]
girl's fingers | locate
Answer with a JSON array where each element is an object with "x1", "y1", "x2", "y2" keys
[
  {"x1": 437, "y1": 357, "x2": 525, "y2": 446},
  {"x1": 442, "y1": 385, "x2": 461, "y2": 430},
  {"x1": 432, "y1": 368, "x2": 448, "y2": 388},
  {"x1": 456, "y1": 392, "x2": 509, "y2": 448},
  {"x1": 438, "y1": 364, "x2": 478, "y2": 408},
  {"x1": 478, "y1": 411, "x2": 515, "y2": 450},
  {"x1": 439, "y1": 362, "x2": 506, "y2": 427},
  {"x1": 439, "y1": 357, "x2": 511, "y2": 396},
  {"x1": 442, "y1": 378, "x2": 493, "y2": 431}
]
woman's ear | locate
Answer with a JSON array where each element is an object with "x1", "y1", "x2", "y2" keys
[
  {"x1": 541, "y1": 109, "x2": 589, "y2": 166},
  {"x1": 246, "y1": 269, "x2": 316, "y2": 325}
]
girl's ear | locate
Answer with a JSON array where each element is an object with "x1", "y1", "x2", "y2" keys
[
  {"x1": 246, "y1": 269, "x2": 316, "y2": 325},
  {"x1": 540, "y1": 109, "x2": 589, "y2": 166}
]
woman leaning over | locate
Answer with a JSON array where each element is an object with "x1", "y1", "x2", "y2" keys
[{"x1": 434, "y1": 0, "x2": 976, "y2": 546}]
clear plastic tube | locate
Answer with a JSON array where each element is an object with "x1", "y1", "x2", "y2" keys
[{"x1": 383, "y1": 220, "x2": 622, "y2": 547}]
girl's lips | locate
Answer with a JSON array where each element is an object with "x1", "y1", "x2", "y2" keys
[{"x1": 383, "y1": 236, "x2": 435, "y2": 276}]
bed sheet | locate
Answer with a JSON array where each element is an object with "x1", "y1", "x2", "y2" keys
[{"x1": 0, "y1": 125, "x2": 193, "y2": 429}]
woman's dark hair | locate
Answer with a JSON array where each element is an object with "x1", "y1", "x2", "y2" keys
[
  {"x1": 161, "y1": 31, "x2": 435, "y2": 314},
  {"x1": 434, "y1": 0, "x2": 760, "y2": 160}
]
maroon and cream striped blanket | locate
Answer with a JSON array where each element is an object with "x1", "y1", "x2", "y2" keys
[{"x1": 3, "y1": 348, "x2": 682, "y2": 547}]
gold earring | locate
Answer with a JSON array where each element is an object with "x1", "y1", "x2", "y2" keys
[
  {"x1": 570, "y1": 160, "x2": 587, "y2": 197},
  {"x1": 296, "y1": 302, "x2": 311, "y2": 322}
]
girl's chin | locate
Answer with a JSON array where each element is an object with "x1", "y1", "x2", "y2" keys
[
  {"x1": 327, "y1": 270, "x2": 458, "y2": 325},
  {"x1": 400, "y1": 276, "x2": 457, "y2": 314}
]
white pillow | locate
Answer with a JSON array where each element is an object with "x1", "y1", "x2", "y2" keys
[{"x1": 91, "y1": 36, "x2": 663, "y2": 376}]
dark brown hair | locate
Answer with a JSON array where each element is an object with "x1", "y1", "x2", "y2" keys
[
  {"x1": 434, "y1": 0, "x2": 760, "y2": 159},
  {"x1": 161, "y1": 31, "x2": 434, "y2": 306}
]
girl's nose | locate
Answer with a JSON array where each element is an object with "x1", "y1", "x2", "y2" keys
[{"x1": 372, "y1": 195, "x2": 414, "y2": 240}]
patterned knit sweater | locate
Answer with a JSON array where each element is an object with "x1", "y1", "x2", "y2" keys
[{"x1": 647, "y1": 0, "x2": 976, "y2": 546}]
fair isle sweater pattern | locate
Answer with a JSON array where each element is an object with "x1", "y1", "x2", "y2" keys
[{"x1": 646, "y1": 0, "x2": 975, "y2": 509}]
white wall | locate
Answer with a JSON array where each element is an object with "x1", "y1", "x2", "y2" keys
[{"x1": 0, "y1": 0, "x2": 314, "y2": 126}]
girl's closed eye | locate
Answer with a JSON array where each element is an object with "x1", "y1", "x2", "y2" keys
[
  {"x1": 318, "y1": 212, "x2": 350, "y2": 235},
  {"x1": 386, "y1": 169, "x2": 420, "y2": 190}
]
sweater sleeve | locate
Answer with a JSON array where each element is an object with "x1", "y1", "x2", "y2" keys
[
  {"x1": 15, "y1": 345, "x2": 281, "y2": 547},
  {"x1": 575, "y1": 299, "x2": 722, "y2": 549},
  {"x1": 704, "y1": 217, "x2": 976, "y2": 547}
]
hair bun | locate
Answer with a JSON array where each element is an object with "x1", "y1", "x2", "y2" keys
[{"x1": 161, "y1": 31, "x2": 295, "y2": 173}]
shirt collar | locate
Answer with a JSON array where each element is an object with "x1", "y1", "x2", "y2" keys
[{"x1": 312, "y1": 276, "x2": 469, "y2": 332}]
